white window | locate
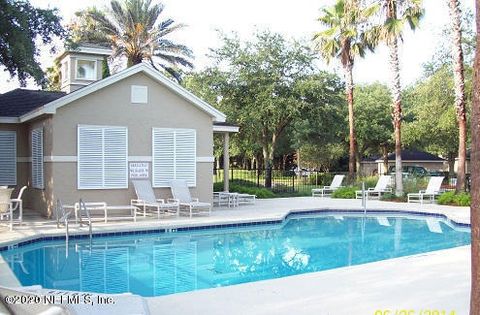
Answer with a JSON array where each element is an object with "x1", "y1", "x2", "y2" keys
[
  {"x1": 152, "y1": 128, "x2": 196, "y2": 187},
  {"x1": 131, "y1": 85, "x2": 148, "y2": 104},
  {"x1": 31, "y1": 128, "x2": 44, "y2": 189},
  {"x1": 0, "y1": 131, "x2": 16, "y2": 186},
  {"x1": 78, "y1": 125, "x2": 128, "y2": 189},
  {"x1": 76, "y1": 59, "x2": 96, "y2": 80}
]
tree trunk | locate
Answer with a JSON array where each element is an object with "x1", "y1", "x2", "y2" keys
[
  {"x1": 448, "y1": 152, "x2": 456, "y2": 178},
  {"x1": 344, "y1": 63, "x2": 357, "y2": 180},
  {"x1": 382, "y1": 145, "x2": 389, "y2": 175},
  {"x1": 470, "y1": 2, "x2": 480, "y2": 314},
  {"x1": 388, "y1": 36, "x2": 403, "y2": 196},
  {"x1": 263, "y1": 135, "x2": 277, "y2": 188},
  {"x1": 448, "y1": 0, "x2": 468, "y2": 192}
]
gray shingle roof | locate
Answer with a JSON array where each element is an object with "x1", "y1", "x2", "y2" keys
[
  {"x1": 386, "y1": 150, "x2": 445, "y2": 161},
  {"x1": 0, "y1": 89, "x2": 66, "y2": 117}
]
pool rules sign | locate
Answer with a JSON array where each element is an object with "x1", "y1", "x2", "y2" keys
[{"x1": 129, "y1": 162, "x2": 149, "y2": 179}]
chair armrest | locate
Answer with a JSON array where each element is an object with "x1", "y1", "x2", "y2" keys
[
  {"x1": 155, "y1": 199, "x2": 165, "y2": 204},
  {"x1": 130, "y1": 199, "x2": 145, "y2": 206}
]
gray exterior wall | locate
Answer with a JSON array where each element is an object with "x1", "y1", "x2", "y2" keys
[{"x1": 42, "y1": 72, "x2": 214, "y2": 217}]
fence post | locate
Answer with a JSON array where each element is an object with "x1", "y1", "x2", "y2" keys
[
  {"x1": 292, "y1": 174, "x2": 295, "y2": 192},
  {"x1": 257, "y1": 169, "x2": 260, "y2": 187}
]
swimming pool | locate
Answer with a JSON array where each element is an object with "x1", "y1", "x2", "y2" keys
[{"x1": 1, "y1": 212, "x2": 470, "y2": 297}]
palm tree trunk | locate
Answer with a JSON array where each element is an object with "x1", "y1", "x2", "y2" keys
[
  {"x1": 448, "y1": 0, "x2": 467, "y2": 193},
  {"x1": 470, "y1": 1, "x2": 480, "y2": 313},
  {"x1": 344, "y1": 63, "x2": 356, "y2": 180},
  {"x1": 388, "y1": 37, "x2": 403, "y2": 196}
]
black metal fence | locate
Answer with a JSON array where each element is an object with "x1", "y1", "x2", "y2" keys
[
  {"x1": 213, "y1": 168, "x2": 462, "y2": 196},
  {"x1": 213, "y1": 169, "x2": 346, "y2": 195}
]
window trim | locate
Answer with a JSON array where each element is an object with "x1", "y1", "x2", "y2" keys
[
  {"x1": 31, "y1": 128, "x2": 44, "y2": 189},
  {"x1": 74, "y1": 58, "x2": 97, "y2": 81},
  {"x1": 61, "y1": 60, "x2": 69, "y2": 83},
  {"x1": 77, "y1": 124, "x2": 128, "y2": 190},
  {"x1": 0, "y1": 131, "x2": 16, "y2": 186}
]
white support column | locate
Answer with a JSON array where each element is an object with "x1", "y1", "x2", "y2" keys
[{"x1": 223, "y1": 132, "x2": 230, "y2": 192}]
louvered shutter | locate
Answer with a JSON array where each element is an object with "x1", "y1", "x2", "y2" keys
[
  {"x1": 0, "y1": 131, "x2": 16, "y2": 186},
  {"x1": 103, "y1": 127, "x2": 128, "y2": 188},
  {"x1": 175, "y1": 129, "x2": 196, "y2": 186},
  {"x1": 152, "y1": 128, "x2": 196, "y2": 187},
  {"x1": 78, "y1": 126, "x2": 127, "y2": 189},
  {"x1": 31, "y1": 128, "x2": 44, "y2": 189},
  {"x1": 152, "y1": 128, "x2": 175, "y2": 187}
]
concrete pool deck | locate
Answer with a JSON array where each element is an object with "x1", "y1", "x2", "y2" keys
[{"x1": 0, "y1": 197, "x2": 472, "y2": 314}]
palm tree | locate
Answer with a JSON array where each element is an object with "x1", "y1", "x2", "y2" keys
[
  {"x1": 470, "y1": 1, "x2": 480, "y2": 312},
  {"x1": 447, "y1": 0, "x2": 467, "y2": 192},
  {"x1": 375, "y1": 0, "x2": 423, "y2": 196},
  {"x1": 70, "y1": 0, "x2": 193, "y2": 81},
  {"x1": 314, "y1": 0, "x2": 378, "y2": 180}
]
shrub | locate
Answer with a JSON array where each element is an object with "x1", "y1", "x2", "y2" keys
[
  {"x1": 229, "y1": 184, "x2": 276, "y2": 198},
  {"x1": 331, "y1": 187, "x2": 357, "y2": 199},
  {"x1": 437, "y1": 191, "x2": 471, "y2": 206},
  {"x1": 380, "y1": 192, "x2": 407, "y2": 202}
]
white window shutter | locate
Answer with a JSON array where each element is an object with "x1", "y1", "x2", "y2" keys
[
  {"x1": 0, "y1": 131, "x2": 16, "y2": 186},
  {"x1": 103, "y1": 127, "x2": 128, "y2": 188},
  {"x1": 152, "y1": 128, "x2": 196, "y2": 187},
  {"x1": 31, "y1": 128, "x2": 44, "y2": 189},
  {"x1": 152, "y1": 128, "x2": 175, "y2": 187},
  {"x1": 175, "y1": 129, "x2": 196, "y2": 186},
  {"x1": 78, "y1": 126, "x2": 103, "y2": 189},
  {"x1": 78, "y1": 125, "x2": 128, "y2": 189}
]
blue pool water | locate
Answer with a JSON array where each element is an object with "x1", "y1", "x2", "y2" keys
[{"x1": 1, "y1": 213, "x2": 470, "y2": 297}]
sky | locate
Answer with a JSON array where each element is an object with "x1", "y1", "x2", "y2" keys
[{"x1": 0, "y1": 0, "x2": 474, "y2": 93}]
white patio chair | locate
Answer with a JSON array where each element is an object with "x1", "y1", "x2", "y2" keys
[
  {"x1": 169, "y1": 180, "x2": 211, "y2": 218},
  {"x1": 0, "y1": 188, "x2": 14, "y2": 230},
  {"x1": 407, "y1": 176, "x2": 445, "y2": 204},
  {"x1": 355, "y1": 175, "x2": 392, "y2": 200},
  {"x1": 11, "y1": 186, "x2": 26, "y2": 222},
  {"x1": 312, "y1": 175, "x2": 345, "y2": 197},
  {"x1": 131, "y1": 180, "x2": 179, "y2": 219}
]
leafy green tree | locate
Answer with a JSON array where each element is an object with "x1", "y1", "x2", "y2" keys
[
  {"x1": 0, "y1": 0, "x2": 65, "y2": 86},
  {"x1": 372, "y1": 0, "x2": 424, "y2": 196},
  {"x1": 313, "y1": 0, "x2": 378, "y2": 179},
  {"x1": 291, "y1": 73, "x2": 346, "y2": 172},
  {"x1": 192, "y1": 31, "x2": 316, "y2": 187},
  {"x1": 403, "y1": 65, "x2": 472, "y2": 173},
  {"x1": 70, "y1": 0, "x2": 193, "y2": 81},
  {"x1": 354, "y1": 83, "x2": 393, "y2": 171}
]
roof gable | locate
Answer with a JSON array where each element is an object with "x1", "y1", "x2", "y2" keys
[{"x1": 15, "y1": 63, "x2": 225, "y2": 123}]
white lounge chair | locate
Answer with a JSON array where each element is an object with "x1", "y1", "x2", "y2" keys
[
  {"x1": 131, "y1": 180, "x2": 179, "y2": 219},
  {"x1": 170, "y1": 180, "x2": 211, "y2": 218},
  {"x1": 407, "y1": 176, "x2": 445, "y2": 204},
  {"x1": 355, "y1": 175, "x2": 392, "y2": 199},
  {"x1": 312, "y1": 175, "x2": 345, "y2": 197}
]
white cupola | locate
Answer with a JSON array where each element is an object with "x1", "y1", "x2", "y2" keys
[{"x1": 58, "y1": 43, "x2": 112, "y2": 93}]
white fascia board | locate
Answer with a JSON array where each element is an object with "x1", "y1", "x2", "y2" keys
[
  {"x1": 19, "y1": 63, "x2": 227, "y2": 123},
  {"x1": 213, "y1": 125, "x2": 240, "y2": 133},
  {"x1": 0, "y1": 117, "x2": 20, "y2": 123}
]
